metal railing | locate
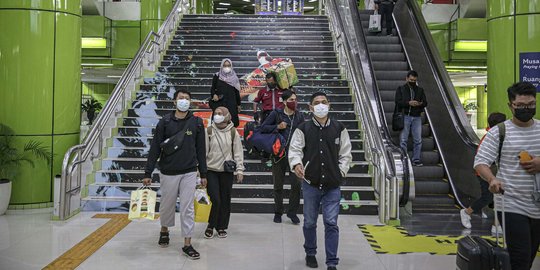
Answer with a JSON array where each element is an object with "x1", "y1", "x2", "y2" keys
[
  {"x1": 58, "y1": 0, "x2": 189, "y2": 220},
  {"x1": 325, "y1": 0, "x2": 411, "y2": 224}
]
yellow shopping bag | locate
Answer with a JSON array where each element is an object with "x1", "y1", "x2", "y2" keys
[
  {"x1": 194, "y1": 189, "x2": 212, "y2": 223},
  {"x1": 128, "y1": 187, "x2": 157, "y2": 220}
]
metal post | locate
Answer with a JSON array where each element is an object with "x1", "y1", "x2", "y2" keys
[{"x1": 318, "y1": 0, "x2": 323, "y2": 15}]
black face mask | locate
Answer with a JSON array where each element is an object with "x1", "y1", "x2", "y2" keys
[
  {"x1": 267, "y1": 83, "x2": 276, "y2": 89},
  {"x1": 514, "y1": 107, "x2": 536, "y2": 122},
  {"x1": 408, "y1": 82, "x2": 416, "y2": 88}
]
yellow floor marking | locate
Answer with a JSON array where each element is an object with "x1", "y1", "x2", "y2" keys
[
  {"x1": 43, "y1": 214, "x2": 132, "y2": 270},
  {"x1": 358, "y1": 224, "x2": 540, "y2": 256}
]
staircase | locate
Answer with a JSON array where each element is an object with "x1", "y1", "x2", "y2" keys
[
  {"x1": 82, "y1": 14, "x2": 377, "y2": 215},
  {"x1": 358, "y1": 10, "x2": 457, "y2": 214}
]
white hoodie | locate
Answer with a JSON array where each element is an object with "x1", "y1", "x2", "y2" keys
[{"x1": 205, "y1": 122, "x2": 245, "y2": 174}]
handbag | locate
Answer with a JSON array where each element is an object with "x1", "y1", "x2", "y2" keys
[
  {"x1": 128, "y1": 186, "x2": 157, "y2": 220},
  {"x1": 159, "y1": 116, "x2": 195, "y2": 155},
  {"x1": 368, "y1": 10, "x2": 382, "y2": 33},
  {"x1": 392, "y1": 103, "x2": 404, "y2": 131},
  {"x1": 208, "y1": 126, "x2": 237, "y2": 173}
]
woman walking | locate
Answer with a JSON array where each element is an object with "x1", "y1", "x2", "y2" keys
[
  {"x1": 204, "y1": 106, "x2": 244, "y2": 238},
  {"x1": 210, "y1": 59, "x2": 242, "y2": 127}
]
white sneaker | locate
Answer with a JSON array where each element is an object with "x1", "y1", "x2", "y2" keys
[
  {"x1": 491, "y1": 225, "x2": 503, "y2": 236},
  {"x1": 460, "y1": 209, "x2": 472, "y2": 229}
]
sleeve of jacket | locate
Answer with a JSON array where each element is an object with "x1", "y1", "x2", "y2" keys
[
  {"x1": 420, "y1": 87, "x2": 428, "y2": 108},
  {"x1": 288, "y1": 128, "x2": 305, "y2": 171},
  {"x1": 233, "y1": 129, "x2": 245, "y2": 174},
  {"x1": 144, "y1": 118, "x2": 165, "y2": 178},
  {"x1": 260, "y1": 110, "x2": 278, "y2": 133},
  {"x1": 253, "y1": 89, "x2": 264, "y2": 103},
  {"x1": 210, "y1": 74, "x2": 218, "y2": 98},
  {"x1": 195, "y1": 118, "x2": 208, "y2": 178},
  {"x1": 338, "y1": 128, "x2": 353, "y2": 177},
  {"x1": 235, "y1": 81, "x2": 241, "y2": 106}
]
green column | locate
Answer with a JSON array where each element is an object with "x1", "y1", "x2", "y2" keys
[
  {"x1": 196, "y1": 0, "x2": 213, "y2": 14},
  {"x1": 141, "y1": 0, "x2": 174, "y2": 42},
  {"x1": 477, "y1": 85, "x2": 488, "y2": 129},
  {"x1": 487, "y1": 0, "x2": 540, "y2": 118},
  {"x1": 0, "y1": 1, "x2": 82, "y2": 205}
]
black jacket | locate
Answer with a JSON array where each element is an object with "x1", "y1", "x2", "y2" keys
[
  {"x1": 395, "y1": 83, "x2": 428, "y2": 117},
  {"x1": 374, "y1": 0, "x2": 397, "y2": 4},
  {"x1": 260, "y1": 109, "x2": 305, "y2": 149},
  {"x1": 144, "y1": 111, "x2": 207, "y2": 178}
]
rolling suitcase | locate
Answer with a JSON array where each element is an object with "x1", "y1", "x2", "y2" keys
[{"x1": 456, "y1": 195, "x2": 511, "y2": 270}]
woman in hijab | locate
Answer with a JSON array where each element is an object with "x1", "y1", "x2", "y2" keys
[
  {"x1": 204, "y1": 106, "x2": 244, "y2": 239},
  {"x1": 210, "y1": 59, "x2": 242, "y2": 127}
]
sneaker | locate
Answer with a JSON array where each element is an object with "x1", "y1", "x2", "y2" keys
[
  {"x1": 306, "y1": 255, "x2": 318, "y2": 268},
  {"x1": 273, "y1": 214, "x2": 282, "y2": 223},
  {"x1": 287, "y1": 213, "x2": 300, "y2": 224},
  {"x1": 460, "y1": 209, "x2": 472, "y2": 229},
  {"x1": 413, "y1": 161, "x2": 423, "y2": 167},
  {"x1": 491, "y1": 225, "x2": 503, "y2": 236},
  {"x1": 182, "y1": 245, "x2": 200, "y2": 260},
  {"x1": 328, "y1": 267, "x2": 338, "y2": 270}
]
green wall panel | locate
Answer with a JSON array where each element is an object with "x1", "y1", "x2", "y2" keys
[
  {"x1": 0, "y1": 0, "x2": 54, "y2": 10},
  {"x1": 487, "y1": 16, "x2": 514, "y2": 117},
  {"x1": 82, "y1": 16, "x2": 106, "y2": 37},
  {"x1": 516, "y1": 1, "x2": 540, "y2": 15},
  {"x1": 112, "y1": 21, "x2": 141, "y2": 59},
  {"x1": 55, "y1": 0, "x2": 81, "y2": 16},
  {"x1": 488, "y1": 0, "x2": 514, "y2": 19},
  {"x1": 0, "y1": 10, "x2": 54, "y2": 135},
  {"x1": 51, "y1": 134, "x2": 80, "y2": 182},
  {"x1": 141, "y1": 20, "x2": 162, "y2": 42},
  {"x1": 9, "y1": 136, "x2": 53, "y2": 204},
  {"x1": 141, "y1": 0, "x2": 174, "y2": 20},
  {"x1": 477, "y1": 86, "x2": 488, "y2": 129},
  {"x1": 456, "y1": 19, "x2": 487, "y2": 41},
  {"x1": 54, "y1": 13, "x2": 82, "y2": 134}
]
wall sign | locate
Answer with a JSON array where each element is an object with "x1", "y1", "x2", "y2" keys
[{"x1": 520, "y1": 52, "x2": 540, "y2": 92}]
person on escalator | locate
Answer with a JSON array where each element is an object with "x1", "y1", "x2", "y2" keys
[
  {"x1": 459, "y1": 112, "x2": 506, "y2": 233},
  {"x1": 395, "y1": 70, "x2": 427, "y2": 166},
  {"x1": 374, "y1": 0, "x2": 397, "y2": 36}
]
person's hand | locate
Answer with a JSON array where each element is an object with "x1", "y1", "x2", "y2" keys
[
  {"x1": 236, "y1": 174, "x2": 244, "y2": 183},
  {"x1": 142, "y1": 178, "x2": 152, "y2": 186},
  {"x1": 520, "y1": 156, "x2": 540, "y2": 174},
  {"x1": 294, "y1": 164, "x2": 305, "y2": 179},
  {"x1": 212, "y1": 94, "x2": 219, "y2": 102},
  {"x1": 200, "y1": 178, "x2": 207, "y2": 188},
  {"x1": 277, "y1": 122, "x2": 287, "y2": 130},
  {"x1": 408, "y1": 100, "x2": 419, "y2": 107},
  {"x1": 488, "y1": 178, "x2": 504, "y2": 194}
]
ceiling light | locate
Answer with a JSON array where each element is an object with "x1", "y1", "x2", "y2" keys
[
  {"x1": 81, "y1": 38, "x2": 107, "y2": 49},
  {"x1": 81, "y1": 63, "x2": 114, "y2": 67},
  {"x1": 454, "y1": 40, "x2": 487, "y2": 52},
  {"x1": 107, "y1": 75, "x2": 122, "y2": 78},
  {"x1": 471, "y1": 76, "x2": 487, "y2": 79},
  {"x1": 216, "y1": 7, "x2": 228, "y2": 10},
  {"x1": 278, "y1": 1, "x2": 281, "y2": 4},
  {"x1": 308, "y1": 0, "x2": 316, "y2": 2},
  {"x1": 81, "y1": 72, "x2": 86, "y2": 75},
  {"x1": 219, "y1": 2, "x2": 231, "y2": 5},
  {"x1": 304, "y1": 6, "x2": 315, "y2": 9},
  {"x1": 243, "y1": 0, "x2": 250, "y2": 2}
]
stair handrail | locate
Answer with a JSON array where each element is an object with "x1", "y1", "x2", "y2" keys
[
  {"x1": 58, "y1": 0, "x2": 187, "y2": 220},
  {"x1": 325, "y1": 0, "x2": 410, "y2": 224}
]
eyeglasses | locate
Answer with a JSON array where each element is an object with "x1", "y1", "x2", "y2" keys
[{"x1": 511, "y1": 103, "x2": 536, "y2": 109}]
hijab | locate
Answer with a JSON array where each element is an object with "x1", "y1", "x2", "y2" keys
[
  {"x1": 216, "y1": 58, "x2": 241, "y2": 91},
  {"x1": 214, "y1": 106, "x2": 232, "y2": 129}
]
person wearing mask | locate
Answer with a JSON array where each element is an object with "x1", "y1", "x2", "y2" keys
[
  {"x1": 142, "y1": 90, "x2": 207, "y2": 260},
  {"x1": 395, "y1": 70, "x2": 427, "y2": 166},
  {"x1": 474, "y1": 82, "x2": 540, "y2": 270},
  {"x1": 210, "y1": 59, "x2": 242, "y2": 127},
  {"x1": 460, "y1": 112, "x2": 506, "y2": 234},
  {"x1": 253, "y1": 72, "x2": 286, "y2": 123},
  {"x1": 260, "y1": 90, "x2": 305, "y2": 224},
  {"x1": 289, "y1": 92, "x2": 353, "y2": 270},
  {"x1": 374, "y1": 0, "x2": 397, "y2": 36},
  {"x1": 204, "y1": 106, "x2": 245, "y2": 239}
]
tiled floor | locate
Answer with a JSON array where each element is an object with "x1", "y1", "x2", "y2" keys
[{"x1": 1, "y1": 210, "x2": 539, "y2": 270}]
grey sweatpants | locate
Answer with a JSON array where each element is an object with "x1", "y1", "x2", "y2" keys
[{"x1": 159, "y1": 172, "x2": 197, "y2": 238}]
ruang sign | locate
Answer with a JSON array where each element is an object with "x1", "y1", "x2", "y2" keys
[{"x1": 520, "y1": 52, "x2": 540, "y2": 92}]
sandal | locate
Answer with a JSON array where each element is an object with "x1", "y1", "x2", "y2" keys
[
  {"x1": 217, "y1": 230, "x2": 228, "y2": 238},
  {"x1": 204, "y1": 227, "x2": 215, "y2": 239},
  {"x1": 158, "y1": 231, "x2": 169, "y2": 247},
  {"x1": 182, "y1": 245, "x2": 200, "y2": 260}
]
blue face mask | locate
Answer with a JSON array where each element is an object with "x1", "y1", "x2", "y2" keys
[{"x1": 176, "y1": 99, "x2": 190, "y2": 112}]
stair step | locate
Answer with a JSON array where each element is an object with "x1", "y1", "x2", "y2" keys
[
  {"x1": 159, "y1": 60, "x2": 339, "y2": 68},
  {"x1": 131, "y1": 100, "x2": 354, "y2": 111},
  {"x1": 178, "y1": 26, "x2": 331, "y2": 31},
  {"x1": 172, "y1": 40, "x2": 335, "y2": 46},
  {"x1": 142, "y1": 78, "x2": 348, "y2": 87},
  {"x1": 165, "y1": 50, "x2": 337, "y2": 57},
  {"x1": 138, "y1": 85, "x2": 352, "y2": 94},
  {"x1": 158, "y1": 66, "x2": 340, "y2": 73},
  {"x1": 172, "y1": 34, "x2": 333, "y2": 41}
]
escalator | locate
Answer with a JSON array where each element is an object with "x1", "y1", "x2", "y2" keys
[{"x1": 351, "y1": 0, "x2": 480, "y2": 214}]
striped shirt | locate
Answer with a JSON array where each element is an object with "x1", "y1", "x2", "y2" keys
[{"x1": 474, "y1": 120, "x2": 540, "y2": 219}]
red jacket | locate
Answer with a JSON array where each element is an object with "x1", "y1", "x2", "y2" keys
[{"x1": 253, "y1": 87, "x2": 285, "y2": 111}]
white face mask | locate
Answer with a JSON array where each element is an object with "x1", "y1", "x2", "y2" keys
[
  {"x1": 176, "y1": 99, "x2": 190, "y2": 112},
  {"x1": 213, "y1": 114, "x2": 225, "y2": 124},
  {"x1": 313, "y1": 103, "x2": 329, "y2": 118},
  {"x1": 222, "y1": 67, "x2": 232, "y2": 73}
]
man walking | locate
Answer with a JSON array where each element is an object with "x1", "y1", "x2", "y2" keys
[
  {"x1": 395, "y1": 70, "x2": 427, "y2": 166},
  {"x1": 289, "y1": 92, "x2": 353, "y2": 270},
  {"x1": 143, "y1": 89, "x2": 207, "y2": 260},
  {"x1": 253, "y1": 72, "x2": 286, "y2": 123},
  {"x1": 375, "y1": 0, "x2": 397, "y2": 36},
  {"x1": 474, "y1": 82, "x2": 540, "y2": 270}
]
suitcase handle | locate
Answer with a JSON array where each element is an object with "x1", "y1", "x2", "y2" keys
[{"x1": 494, "y1": 194, "x2": 507, "y2": 249}]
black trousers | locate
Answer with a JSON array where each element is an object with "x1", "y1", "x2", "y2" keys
[
  {"x1": 470, "y1": 177, "x2": 494, "y2": 213},
  {"x1": 272, "y1": 156, "x2": 301, "y2": 215},
  {"x1": 379, "y1": 3, "x2": 394, "y2": 35},
  {"x1": 497, "y1": 211, "x2": 540, "y2": 270},
  {"x1": 207, "y1": 170, "x2": 234, "y2": 230}
]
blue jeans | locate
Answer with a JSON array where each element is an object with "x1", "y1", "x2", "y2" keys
[
  {"x1": 400, "y1": 115, "x2": 422, "y2": 162},
  {"x1": 302, "y1": 181, "x2": 341, "y2": 267}
]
